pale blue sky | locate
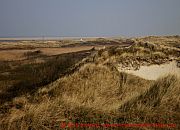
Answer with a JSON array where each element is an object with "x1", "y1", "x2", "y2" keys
[{"x1": 0, "y1": 0, "x2": 180, "y2": 37}]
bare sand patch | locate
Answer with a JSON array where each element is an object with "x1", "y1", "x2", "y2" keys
[
  {"x1": 0, "y1": 46, "x2": 108, "y2": 61},
  {"x1": 119, "y1": 61, "x2": 180, "y2": 80},
  {"x1": 38, "y1": 46, "x2": 93, "y2": 56}
]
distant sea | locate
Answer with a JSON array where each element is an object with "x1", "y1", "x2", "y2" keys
[{"x1": 0, "y1": 36, "x2": 107, "y2": 41}]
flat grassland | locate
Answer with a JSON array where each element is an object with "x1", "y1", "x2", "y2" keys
[{"x1": 0, "y1": 36, "x2": 180, "y2": 130}]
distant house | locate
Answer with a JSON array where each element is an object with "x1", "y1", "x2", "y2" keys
[{"x1": 80, "y1": 38, "x2": 84, "y2": 42}]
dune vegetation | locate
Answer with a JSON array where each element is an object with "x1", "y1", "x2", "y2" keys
[{"x1": 0, "y1": 36, "x2": 180, "y2": 130}]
